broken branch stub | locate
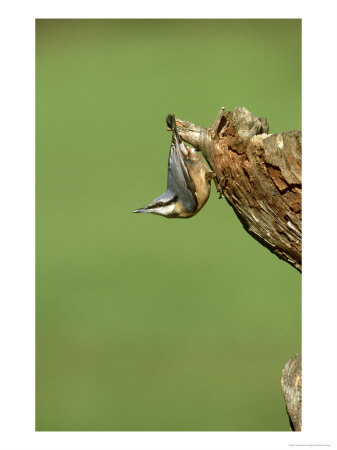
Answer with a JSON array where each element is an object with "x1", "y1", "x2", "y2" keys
[
  {"x1": 281, "y1": 354, "x2": 302, "y2": 431},
  {"x1": 176, "y1": 107, "x2": 302, "y2": 272}
]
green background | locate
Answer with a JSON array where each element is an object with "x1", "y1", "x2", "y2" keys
[{"x1": 36, "y1": 19, "x2": 301, "y2": 431}]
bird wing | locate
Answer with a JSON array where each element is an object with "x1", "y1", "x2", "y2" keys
[{"x1": 167, "y1": 139, "x2": 198, "y2": 214}]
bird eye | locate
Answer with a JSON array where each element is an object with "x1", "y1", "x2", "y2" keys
[{"x1": 157, "y1": 201, "x2": 163, "y2": 207}]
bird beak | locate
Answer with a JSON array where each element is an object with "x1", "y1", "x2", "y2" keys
[{"x1": 133, "y1": 207, "x2": 151, "y2": 213}]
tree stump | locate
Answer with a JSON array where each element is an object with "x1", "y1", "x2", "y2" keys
[{"x1": 175, "y1": 107, "x2": 302, "y2": 272}]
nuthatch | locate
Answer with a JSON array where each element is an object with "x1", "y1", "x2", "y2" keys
[{"x1": 133, "y1": 114, "x2": 214, "y2": 218}]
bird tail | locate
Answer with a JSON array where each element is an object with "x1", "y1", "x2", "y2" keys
[{"x1": 166, "y1": 114, "x2": 182, "y2": 144}]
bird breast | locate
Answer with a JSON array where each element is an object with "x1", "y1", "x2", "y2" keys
[{"x1": 186, "y1": 155, "x2": 211, "y2": 211}]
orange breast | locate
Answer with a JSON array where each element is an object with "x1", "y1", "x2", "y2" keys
[{"x1": 189, "y1": 162, "x2": 211, "y2": 212}]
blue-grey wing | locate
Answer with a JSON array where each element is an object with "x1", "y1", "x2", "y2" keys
[{"x1": 167, "y1": 142, "x2": 197, "y2": 213}]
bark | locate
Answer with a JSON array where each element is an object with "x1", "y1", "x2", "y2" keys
[
  {"x1": 281, "y1": 354, "x2": 302, "y2": 431},
  {"x1": 175, "y1": 107, "x2": 302, "y2": 272}
]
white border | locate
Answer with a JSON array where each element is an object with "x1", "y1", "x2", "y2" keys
[{"x1": 1, "y1": 1, "x2": 336, "y2": 449}]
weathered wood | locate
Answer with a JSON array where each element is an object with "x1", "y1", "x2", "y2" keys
[
  {"x1": 175, "y1": 107, "x2": 302, "y2": 272},
  {"x1": 281, "y1": 354, "x2": 302, "y2": 431}
]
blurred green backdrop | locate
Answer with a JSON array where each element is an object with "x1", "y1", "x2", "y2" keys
[{"x1": 36, "y1": 19, "x2": 301, "y2": 431}]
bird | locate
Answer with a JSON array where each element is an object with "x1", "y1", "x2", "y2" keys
[{"x1": 133, "y1": 114, "x2": 214, "y2": 218}]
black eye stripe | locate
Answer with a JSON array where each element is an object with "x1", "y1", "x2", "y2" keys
[{"x1": 155, "y1": 196, "x2": 177, "y2": 208}]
